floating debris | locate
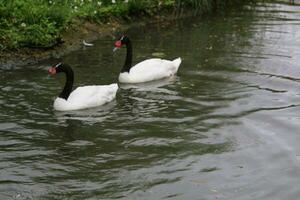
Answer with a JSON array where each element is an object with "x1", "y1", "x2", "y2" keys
[
  {"x1": 152, "y1": 52, "x2": 166, "y2": 58},
  {"x1": 83, "y1": 40, "x2": 94, "y2": 47}
]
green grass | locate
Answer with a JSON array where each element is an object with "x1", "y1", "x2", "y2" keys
[{"x1": 0, "y1": 0, "x2": 249, "y2": 51}]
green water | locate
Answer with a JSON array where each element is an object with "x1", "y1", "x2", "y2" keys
[{"x1": 2, "y1": 1, "x2": 300, "y2": 199}]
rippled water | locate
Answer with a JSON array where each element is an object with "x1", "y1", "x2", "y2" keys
[{"x1": 2, "y1": 1, "x2": 300, "y2": 199}]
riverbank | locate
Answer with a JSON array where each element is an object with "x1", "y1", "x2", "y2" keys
[{"x1": 0, "y1": 0, "x2": 250, "y2": 67}]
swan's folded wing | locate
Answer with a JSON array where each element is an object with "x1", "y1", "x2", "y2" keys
[
  {"x1": 127, "y1": 59, "x2": 176, "y2": 82},
  {"x1": 67, "y1": 83, "x2": 118, "y2": 109}
]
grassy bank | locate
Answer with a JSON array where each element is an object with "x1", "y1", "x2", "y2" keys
[{"x1": 0, "y1": 0, "x2": 248, "y2": 51}]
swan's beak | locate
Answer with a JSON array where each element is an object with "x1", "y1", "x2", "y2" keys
[
  {"x1": 113, "y1": 40, "x2": 122, "y2": 52},
  {"x1": 113, "y1": 47, "x2": 119, "y2": 52},
  {"x1": 48, "y1": 67, "x2": 56, "y2": 75}
]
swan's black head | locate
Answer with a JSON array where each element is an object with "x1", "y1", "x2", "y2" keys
[
  {"x1": 48, "y1": 63, "x2": 71, "y2": 75},
  {"x1": 113, "y1": 35, "x2": 130, "y2": 52},
  {"x1": 48, "y1": 62, "x2": 74, "y2": 100}
]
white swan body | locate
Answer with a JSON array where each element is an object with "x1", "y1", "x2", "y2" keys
[
  {"x1": 48, "y1": 63, "x2": 118, "y2": 112},
  {"x1": 54, "y1": 83, "x2": 118, "y2": 111},
  {"x1": 114, "y1": 35, "x2": 182, "y2": 84},
  {"x1": 119, "y1": 58, "x2": 181, "y2": 83}
]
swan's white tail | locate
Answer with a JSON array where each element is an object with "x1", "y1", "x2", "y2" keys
[
  {"x1": 172, "y1": 57, "x2": 182, "y2": 74},
  {"x1": 172, "y1": 57, "x2": 182, "y2": 68}
]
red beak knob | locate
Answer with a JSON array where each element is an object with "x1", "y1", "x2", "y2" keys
[
  {"x1": 48, "y1": 67, "x2": 56, "y2": 75},
  {"x1": 114, "y1": 40, "x2": 122, "y2": 48}
]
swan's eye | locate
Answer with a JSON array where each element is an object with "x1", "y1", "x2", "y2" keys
[{"x1": 114, "y1": 40, "x2": 122, "y2": 48}]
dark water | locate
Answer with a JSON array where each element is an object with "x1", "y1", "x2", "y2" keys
[{"x1": 2, "y1": 1, "x2": 300, "y2": 199}]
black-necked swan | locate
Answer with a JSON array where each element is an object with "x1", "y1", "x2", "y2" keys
[
  {"x1": 48, "y1": 63, "x2": 118, "y2": 111},
  {"x1": 113, "y1": 35, "x2": 182, "y2": 83}
]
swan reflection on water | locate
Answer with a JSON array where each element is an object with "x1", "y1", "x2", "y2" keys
[
  {"x1": 119, "y1": 75, "x2": 179, "y2": 92},
  {"x1": 53, "y1": 76, "x2": 179, "y2": 124},
  {"x1": 54, "y1": 100, "x2": 117, "y2": 124}
]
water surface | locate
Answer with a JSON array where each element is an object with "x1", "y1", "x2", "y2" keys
[{"x1": 1, "y1": 1, "x2": 300, "y2": 199}]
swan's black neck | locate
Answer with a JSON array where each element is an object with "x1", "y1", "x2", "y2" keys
[
  {"x1": 57, "y1": 64, "x2": 74, "y2": 100},
  {"x1": 121, "y1": 38, "x2": 133, "y2": 73}
]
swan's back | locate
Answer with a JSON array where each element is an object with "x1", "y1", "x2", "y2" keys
[
  {"x1": 54, "y1": 83, "x2": 118, "y2": 111},
  {"x1": 119, "y1": 57, "x2": 181, "y2": 83}
]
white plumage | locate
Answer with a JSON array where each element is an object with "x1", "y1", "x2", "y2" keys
[
  {"x1": 114, "y1": 35, "x2": 182, "y2": 84},
  {"x1": 53, "y1": 84, "x2": 118, "y2": 111},
  {"x1": 118, "y1": 58, "x2": 182, "y2": 83},
  {"x1": 48, "y1": 63, "x2": 118, "y2": 111}
]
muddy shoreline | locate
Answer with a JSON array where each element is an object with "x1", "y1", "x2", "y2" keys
[
  {"x1": 0, "y1": 11, "x2": 194, "y2": 68},
  {"x1": 0, "y1": 20, "x2": 122, "y2": 68}
]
